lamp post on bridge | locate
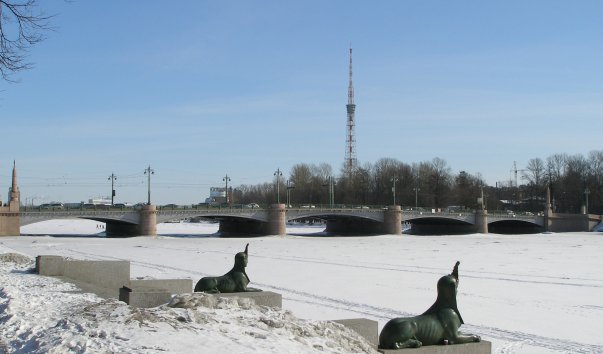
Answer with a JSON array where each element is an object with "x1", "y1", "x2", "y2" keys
[
  {"x1": 25, "y1": 196, "x2": 43, "y2": 207},
  {"x1": 223, "y1": 174, "x2": 231, "y2": 205},
  {"x1": 108, "y1": 173, "x2": 117, "y2": 206},
  {"x1": 391, "y1": 177, "x2": 399, "y2": 205},
  {"x1": 413, "y1": 187, "x2": 420, "y2": 209},
  {"x1": 329, "y1": 176, "x2": 335, "y2": 208},
  {"x1": 274, "y1": 168, "x2": 283, "y2": 204},
  {"x1": 286, "y1": 179, "x2": 295, "y2": 207},
  {"x1": 584, "y1": 187, "x2": 590, "y2": 214},
  {"x1": 322, "y1": 176, "x2": 335, "y2": 208},
  {"x1": 144, "y1": 166, "x2": 154, "y2": 205}
]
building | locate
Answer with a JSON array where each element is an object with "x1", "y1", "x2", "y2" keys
[{"x1": 205, "y1": 187, "x2": 227, "y2": 205}]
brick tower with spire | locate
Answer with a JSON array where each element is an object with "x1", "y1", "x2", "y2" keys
[
  {"x1": 1, "y1": 161, "x2": 21, "y2": 236},
  {"x1": 9, "y1": 160, "x2": 20, "y2": 205}
]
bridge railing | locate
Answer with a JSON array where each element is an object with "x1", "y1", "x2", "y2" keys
[
  {"x1": 158, "y1": 204, "x2": 396, "y2": 211},
  {"x1": 488, "y1": 210, "x2": 544, "y2": 217},
  {"x1": 287, "y1": 204, "x2": 386, "y2": 210},
  {"x1": 159, "y1": 204, "x2": 260, "y2": 211},
  {"x1": 22, "y1": 204, "x2": 544, "y2": 217},
  {"x1": 21, "y1": 205, "x2": 138, "y2": 212}
]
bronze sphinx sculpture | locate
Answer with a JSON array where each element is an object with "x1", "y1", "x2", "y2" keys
[
  {"x1": 194, "y1": 243, "x2": 262, "y2": 293},
  {"x1": 379, "y1": 261, "x2": 481, "y2": 349}
]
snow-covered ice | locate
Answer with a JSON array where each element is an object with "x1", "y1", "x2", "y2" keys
[{"x1": 1, "y1": 220, "x2": 602, "y2": 353}]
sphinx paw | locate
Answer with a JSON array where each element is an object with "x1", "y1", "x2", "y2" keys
[
  {"x1": 408, "y1": 339, "x2": 422, "y2": 348},
  {"x1": 473, "y1": 335, "x2": 481, "y2": 342},
  {"x1": 393, "y1": 339, "x2": 422, "y2": 349}
]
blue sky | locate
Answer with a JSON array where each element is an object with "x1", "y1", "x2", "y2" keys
[{"x1": 1, "y1": 0, "x2": 602, "y2": 205}]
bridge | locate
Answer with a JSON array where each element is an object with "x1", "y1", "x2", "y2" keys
[
  {"x1": 1, "y1": 164, "x2": 601, "y2": 237},
  {"x1": 7, "y1": 203, "x2": 601, "y2": 237}
]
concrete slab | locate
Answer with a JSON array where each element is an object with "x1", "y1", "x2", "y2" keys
[
  {"x1": 36, "y1": 255, "x2": 130, "y2": 291},
  {"x1": 208, "y1": 291, "x2": 282, "y2": 308},
  {"x1": 36, "y1": 255, "x2": 64, "y2": 276},
  {"x1": 378, "y1": 341, "x2": 491, "y2": 354},
  {"x1": 333, "y1": 318, "x2": 378, "y2": 348},
  {"x1": 129, "y1": 278, "x2": 192, "y2": 294},
  {"x1": 54, "y1": 276, "x2": 119, "y2": 299},
  {"x1": 119, "y1": 286, "x2": 172, "y2": 308},
  {"x1": 63, "y1": 259, "x2": 130, "y2": 290}
]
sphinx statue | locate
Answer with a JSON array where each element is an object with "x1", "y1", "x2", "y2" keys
[
  {"x1": 379, "y1": 261, "x2": 481, "y2": 349},
  {"x1": 194, "y1": 243, "x2": 262, "y2": 293}
]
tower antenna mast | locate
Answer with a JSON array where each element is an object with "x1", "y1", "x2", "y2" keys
[{"x1": 345, "y1": 46, "x2": 357, "y2": 178}]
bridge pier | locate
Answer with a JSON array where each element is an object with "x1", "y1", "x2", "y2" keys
[
  {"x1": 545, "y1": 186, "x2": 553, "y2": 232},
  {"x1": 325, "y1": 205, "x2": 402, "y2": 235},
  {"x1": 137, "y1": 205, "x2": 157, "y2": 236},
  {"x1": 107, "y1": 205, "x2": 157, "y2": 237},
  {"x1": 383, "y1": 205, "x2": 402, "y2": 235},
  {"x1": 475, "y1": 209, "x2": 488, "y2": 234},
  {"x1": 267, "y1": 203, "x2": 286, "y2": 235},
  {"x1": 217, "y1": 204, "x2": 286, "y2": 236}
]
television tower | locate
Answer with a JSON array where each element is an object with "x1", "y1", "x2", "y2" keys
[{"x1": 345, "y1": 46, "x2": 357, "y2": 178}]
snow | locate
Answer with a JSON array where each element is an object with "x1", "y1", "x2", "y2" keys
[{"x1": 2, "y1": 220, "x2": 603, "y2": 353}]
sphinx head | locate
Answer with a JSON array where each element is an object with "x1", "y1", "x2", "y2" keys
[
  {"x1": 437, "y1": 261, "x2": 460, "y2": 295},
  {"x1": 438, "y1": 261, "x2": 461, "y2": 296},
  {"x1": 435, "y1": 261, "x2": 463, "y2": 322},
  {"x1": 234, "y1": 243, "x2": 249, "y2": 268}
]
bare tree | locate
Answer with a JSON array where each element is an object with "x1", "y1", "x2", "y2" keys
[
  {"x1": 289, "y1": 163, "x2": 313, "y2": 204},
  {"x1": 588, "y1": 150, "x2": 603, "y2": 185},
  {"x1": 523, "y1": 158, "x2": 545, "y2": 187},
  {"x1": 0, "y1": 0, "x2": 51, "y2": 81},
  {"x1": 546, "y1": 153, "x2": 567, "y2": 184},
  {"x1": 429, "y1": 157, "x2": 452, "y2": 208}
]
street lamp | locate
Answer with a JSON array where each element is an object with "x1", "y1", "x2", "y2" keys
[
  {"x1": 329, "y1": 176, "x2": 335, "y2": 208},
  {"x1": 585, "y1": 187, "x2": 590, "y2": 213},
  {"x1": 223, "y1": 174, "x2": 231, "y2": 205},
  {"x1": 413, "y1": 187, "x2": 420, "y2": 209},
  {"x1": 108, "y1": 173, "x2": 117, "y2": 206},
  {"x1": 391, "y1": 177, "x2": 399, "y2": 205},
  {"x1": 286, "y1": 179, "x2": 295, "y2": 207},
  {"x1": 322, "y1": 176, "x2": 335, "y2": 208},
  {"x1": 144, "y1": 166, "x2": 154, "y2": 205},
  {"x1": 274, "y1": 168, "x2": 283, "y2": 204}
]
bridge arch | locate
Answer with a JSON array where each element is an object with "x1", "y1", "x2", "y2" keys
[
  {"x1": 487, "y1": 219, "x2": 544, "y2": 234},
  {"x1": 286, "y1": 206, "x2": 401, "y2": 235},
  {"x1": 405, "y1": 216, "x2": 476, "y2": 235},
  {"x1": 181, "y1": 214, "x2": 272, "y2": 236}
]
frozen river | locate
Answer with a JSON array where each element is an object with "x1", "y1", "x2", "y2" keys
[{"x1": 1, "y1": 220, "x2": 602, "y2": 353}]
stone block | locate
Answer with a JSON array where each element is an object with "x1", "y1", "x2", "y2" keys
[
  {"x1": 129, "y1": 278, "x2": 192, "y2": 294},
  {"x1": 36, "y1": 255, "x2": 65, "y2": 276},
  {"x1": 378, "y1": 341, "x2": 491, "y2": 354},
  {"x1": 210, "y1": 291, "x2": 282, "y2": 308},
  {"x1": 333, "y1": 318, "x2": 379, "y2": 348},
  {"x1": 120, "y1": 286, "x2": 172, "y2": 308},
  {"x1": 63, "y1": 259, "x2": 130, "y2": 290}
]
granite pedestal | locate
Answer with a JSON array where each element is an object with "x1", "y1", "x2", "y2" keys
[{"x1": 378, "y1": 341, "x2": 491, "y2": 354}]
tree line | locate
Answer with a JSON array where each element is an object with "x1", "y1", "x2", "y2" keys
[{"x1": 230, "y1": 151, "x2": 603, "y2": 214}]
